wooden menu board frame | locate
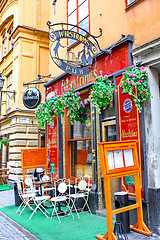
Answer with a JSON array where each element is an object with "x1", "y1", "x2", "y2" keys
[
  {"x1": 21, "y1": 148, "x2": 48, "y2": 180},
  {"x1": 96, "y1": 140, "x2": 152, "y2": 240},
  {"x1": 99, "y1": 140, "x2": 139, "y2": 175}
]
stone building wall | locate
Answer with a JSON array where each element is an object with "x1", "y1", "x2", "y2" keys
[
  {"x1": 9, "y1": 125, "x2": 38, "y2": 181},
  {"x1": 0, "y1": 109, "x2": 40, "y2": 182}
]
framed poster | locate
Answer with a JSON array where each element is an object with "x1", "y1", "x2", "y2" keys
[{"x1": 47, "y1": 117, "x2": 58, "y2": 178}]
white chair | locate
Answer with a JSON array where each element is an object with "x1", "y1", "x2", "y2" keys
[
  {"x1": 50, "y1": 178, "x2": 75, "y2": 223},
  {"x1": 16, "y1": 180, "x2": 35, "y2": 216},
  {"x1": 70, "y1": 176, "x2": 92, "y2": 218},
  {"x1": 24, "y1": 177, "x2": 51, "y2": 220},
  {"x1": 24, "y1": 176, "x2": 39, "y2": 195}
]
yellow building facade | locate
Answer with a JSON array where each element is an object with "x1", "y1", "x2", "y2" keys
[{"x1": 0, "y1": 0, "x2": 50, "y2": 181}]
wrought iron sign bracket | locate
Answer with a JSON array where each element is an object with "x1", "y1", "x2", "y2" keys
[
  {"x1": 1, "y1": 90, "x2": 16, "y2": 102},
  {"x1": 23, "y1": 74, "x2": 53, "y2": 87},
  {"x1": 47, "y1": 22, "x2": 104, "y2": 51},
  {"x1": 47, "y1": 22, "x2": 108, "y2": 76},
  {"x1": 47, "y1": 22, "x2": 126, "y2": 76}
]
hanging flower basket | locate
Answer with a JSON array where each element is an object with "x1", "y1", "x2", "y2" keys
[
  {"x1": 89, "y1": 74, "x2": 115, "y2": 113},
  {"x1": 4, "y1": 142, "x2": 9, "y2": 147},
  {"x1": 120, "y1": 65, "x2": 152, "y2": 112},
  {"x1": 35, "y1": 96, "x2": 62, "y2": 128},
  {"x1": 35, "y1": 88, "x2": 90, "y2": 127},
  {"x1": 60, "y1": 88, "x2": 81, "y2": 119},
  {"x1": 73, "y1": 100, "x2": 90, "y2": 124},
  {"x1": 60, "y1": 88, "x2": 90, "y2": 124}
]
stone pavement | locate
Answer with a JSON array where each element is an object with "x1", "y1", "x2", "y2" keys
[
  {"x1": 0, "y1": 189, "x2": 39, "y2": 240},
  {"x1": 0, "y1": 188, "x2": 160, "y2": 240}
]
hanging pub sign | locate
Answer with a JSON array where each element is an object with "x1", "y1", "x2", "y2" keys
[
  {"x1": 23, "y1": 87, "x2": 41, "y2": 109},
  {"x1": 47, "y1": 22, "x2": 103, "y2": 76}
]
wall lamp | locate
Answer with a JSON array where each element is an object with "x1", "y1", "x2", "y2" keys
[{"x1": 0, "y1": 74, "x2": 16, "y2": 102}]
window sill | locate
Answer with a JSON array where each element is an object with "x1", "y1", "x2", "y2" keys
[
  {"x1": 125, "y1": 0, "x2": 143, "y2": 10},
  {"x1": 6, "y1": 108, "x2": 11, "y2": 114},
  {"x1": 0, "y1": 47, "x2": 13, "y2": 63}
]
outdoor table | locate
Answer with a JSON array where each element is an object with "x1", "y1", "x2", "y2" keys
[
  {"x1": 33, "y1": 180, "x2": 53, "y2": 196},
  {"x1": 0, "y1": 168, "x2": 9, "y2": 185},
  {"x1": 33, "y1": 179, "x2": 66, "y2": 215}
]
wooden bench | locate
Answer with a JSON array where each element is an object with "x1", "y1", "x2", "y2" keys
[{"x1": 0, "y1": 168, "x2": 9, "y2": 185}]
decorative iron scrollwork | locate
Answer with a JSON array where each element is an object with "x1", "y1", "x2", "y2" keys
[{"x1": 47, "y1": 22, "x2": 104, "y2": 76}]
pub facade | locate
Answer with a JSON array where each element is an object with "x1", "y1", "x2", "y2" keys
[
  {"x1": 43, "y1": 0, "x2": 160, "y2": 234},
  {"x1": 45, "y1": 35, "x2": 148, "y2": 219}
]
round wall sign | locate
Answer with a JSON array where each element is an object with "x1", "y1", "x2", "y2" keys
[
  {"x1": 23, "y1": 87, "x2": 41, "y2": 109},
  {"x1": 123, "y1": 99, "x2": 133, "y2": 113}
]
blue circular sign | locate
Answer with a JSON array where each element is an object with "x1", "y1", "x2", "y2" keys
[{"x1": 123, "y1": 99, "x2": 133, "y2": 113}]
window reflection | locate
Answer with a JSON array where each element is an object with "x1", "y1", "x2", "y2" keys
[
  {"x1": 70, "y1": 99, "x2": 92, "y2": 179},
  {"x1": 67, "y1": 0, "x2": 89, "y2": 47},
  {"x1": 79, "y1": 17, "x2": 89, "y2": 35},
  {"x1": 71, "y1": 139, "x2": 92, "y2": 178}
]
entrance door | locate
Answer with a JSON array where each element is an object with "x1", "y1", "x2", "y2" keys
[
  {"x1": 102, "y1": 119, "x2": 116, "y2": 142},
  {"x1": 38, "y1": 130, "x2": 45, "y2": 148},
  {"x1": 102, "y1": 119, "x2": 118, "y2": 209}
]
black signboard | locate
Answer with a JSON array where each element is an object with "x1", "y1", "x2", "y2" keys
[
  {"x1": 47, "y1": 22, "x2": 103, "y2": 76},
  {"x1": 23, "y1": 87, "x2": 41, "y2": 109}
]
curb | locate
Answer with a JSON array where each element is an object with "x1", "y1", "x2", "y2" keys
[{"x1": 0, "y1": 211, "x2": 39, "y2": 240}]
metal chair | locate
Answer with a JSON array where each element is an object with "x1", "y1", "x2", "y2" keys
[
  {"x1": 50, "y1": 178, "x2": 75, "y2": 223},
  {"x1": 69, "y1": 175, "x2": 92, "y2": 218},
  {"x1": 24, "y1": 177, "x2": 51, "y2": 220},
  {"x1": 16, "y1": 180, "x2": 35, "y2": 216}
]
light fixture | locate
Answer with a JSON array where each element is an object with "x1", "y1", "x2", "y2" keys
[
  {"x1": 0, "y1": 74, "x2": 5, "y2": 91},
  {"x1": 0, "y1": 74, "x2": 16, "y2": 102}
]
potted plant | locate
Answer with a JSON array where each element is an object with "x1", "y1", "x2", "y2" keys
[
  {"x1": 89, "y1": 74, "x2": 115, "y2": 113},
  {"x1": 0, "y1": 137, "x2": 10, "y2": 149},
  {"x1": 60, "y1": 88, "x2": 90, "y2": 124},
  {"x1": 120, "y1": 65, "x2": 152, "y2": 112}
]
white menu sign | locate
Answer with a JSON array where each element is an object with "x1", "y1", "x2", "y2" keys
[
  {"x1": 114, "y1": 150, "x2": 124, "y2": 168},
  {"x1": 124, "y1": 149, "x2": 134, "y2": 167},
  {"x1": 107, "y1": 151, "x2": 114, "y2": 170}
]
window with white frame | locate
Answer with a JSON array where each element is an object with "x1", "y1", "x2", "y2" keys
[
  {"x1": 68, "y1": 0, "x2": 89, "y2": 46},
  {"x1": 126, "y1": 0, "x2": 136, "y2": 6},
  {"x1": 8, "y1": 23, "x2": 14, "y2": 51},
  {"x1": 6, "y1": 72, "x2": 12, "y2": 110},
  {"x1": 2, "y1": 31, "x2": 6, "y2": 58}
]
